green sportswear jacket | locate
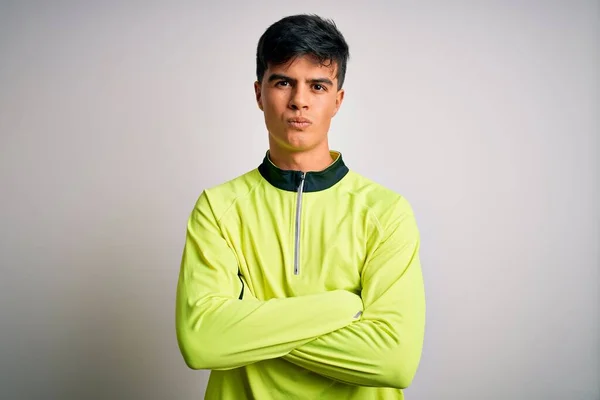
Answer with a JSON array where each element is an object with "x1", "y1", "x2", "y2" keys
[{"x1": 176, "y1": 151, "x2": 426, "y2": 399}]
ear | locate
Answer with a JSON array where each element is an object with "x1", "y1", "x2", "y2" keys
[
  {"x1": 332, "y1": 88, "x2": 345, "y2": 117},
  {"x1": 254, "y1": 81, "x2": 263, "y2": 111}
]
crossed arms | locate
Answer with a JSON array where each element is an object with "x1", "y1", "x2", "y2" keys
[{"x1": 175, "y1": 192, "x2": 426, "y2": 389}]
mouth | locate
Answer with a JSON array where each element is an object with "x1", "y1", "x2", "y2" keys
[{"x1": 287, "y1": 117, "x2": 312, "y2": 129}]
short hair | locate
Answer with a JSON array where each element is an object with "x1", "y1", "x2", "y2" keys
[{"x1": 256, "y1": 14, "x2": 350, "y2": 89}]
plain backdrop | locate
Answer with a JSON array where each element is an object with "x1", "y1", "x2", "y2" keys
[{"x1": 1, "y1": 1, "x2": 598, "y2": 399}]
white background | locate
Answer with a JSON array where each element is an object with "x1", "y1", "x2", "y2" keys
[{"x1": 1, "y1": 1, "x2": 598, "y2": 399}]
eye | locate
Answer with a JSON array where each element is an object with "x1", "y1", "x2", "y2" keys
[
  {"x1": 276, "y1": 80, "x2": 290, "y2": 87},
  {"x1": 313, "y1": 84, "x2": 326, "y2": 91}
]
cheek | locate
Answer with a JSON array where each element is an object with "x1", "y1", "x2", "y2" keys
[
  {"x1": 264, "y1": 91, "x2": 287, "y2": 110},
  {"x1": 317, "y1": 99, "x2": 337, "y2": 120},
  {"x1": 262, "y1": 97, "x2": 286, "y2": 125}
]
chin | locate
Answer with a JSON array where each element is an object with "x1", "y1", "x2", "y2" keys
[{"x1": 269, "y1": 128, "x2": 323, "y2": 152}]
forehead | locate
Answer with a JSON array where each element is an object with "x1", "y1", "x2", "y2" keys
[{"x1": 268, "y1": 55, "x2": 338, "y2": 80}]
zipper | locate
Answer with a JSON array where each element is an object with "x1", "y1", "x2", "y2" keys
[{"x1": 294, "y1": 172, "x2": 306, "y2": 275}]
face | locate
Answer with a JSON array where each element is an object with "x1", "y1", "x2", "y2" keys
[{"x1": 254, "y1": 55, "x2": 345, "y2": 154}]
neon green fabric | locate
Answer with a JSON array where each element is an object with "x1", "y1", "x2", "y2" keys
[{"x1": 176, "y1": 151, "x2": 426, "y2": 399}]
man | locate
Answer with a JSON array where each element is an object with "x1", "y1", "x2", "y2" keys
[{"x1": 176, "y1": 14, "x2": 426, "y2": 400}]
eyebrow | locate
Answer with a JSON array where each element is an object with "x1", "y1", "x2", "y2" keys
[{"x1": 267, "y1": 73, "x2": 334, "y2": 87}]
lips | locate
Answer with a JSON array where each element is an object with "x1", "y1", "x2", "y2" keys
[
  {"x1": 287, "y1": 117, "x2": 312, "y2": 129},
  {"x1": 288, "y1": 117, "x2": 312, "y2": 124}
]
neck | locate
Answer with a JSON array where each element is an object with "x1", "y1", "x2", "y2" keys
[{"x1": 268, "y1": 144, "x2": 334, "y2": 172}]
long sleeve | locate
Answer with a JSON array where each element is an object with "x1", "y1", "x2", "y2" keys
[
  {"x1": 175, "y1": 191, "x2": 363, "y2": 371},
  {"x1": 283, "y1": 198, "x2": 426, "y2": 389}
]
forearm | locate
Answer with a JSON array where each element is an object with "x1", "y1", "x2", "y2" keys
[
  {"x1": 283, "y1": 318, "x2": 423, "y2": 388},
  {"x1": 283, "y1": 252, "x2": 426, "y2": 388},
  {"x1": 176, "y1": 287, "x2": 363, "y2": 371}
]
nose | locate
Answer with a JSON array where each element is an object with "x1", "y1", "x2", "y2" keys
[{"x1": 289, "y1": 85, "x2": 309, "y2": 110}]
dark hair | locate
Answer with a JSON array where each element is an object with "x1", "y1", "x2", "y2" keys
[{"x1": 256, "y1": 14, "x2": 350, "y2": 89}]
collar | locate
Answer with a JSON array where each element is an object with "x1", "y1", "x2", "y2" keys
[{"x1": 258, "y1": 150, "x2": 349, "y2": 192}]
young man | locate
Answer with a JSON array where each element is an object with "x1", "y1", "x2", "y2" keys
[{"x1": 176, "y1": 14, "x2": 426, "y2": 400}]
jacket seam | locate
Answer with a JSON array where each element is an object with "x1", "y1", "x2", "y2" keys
[
  {"x1": 215, "y1": 170, "x2": 265, "y2": 225},
  {"x1": 346, "y1": 190, "x2": 385, "y2": 237}
]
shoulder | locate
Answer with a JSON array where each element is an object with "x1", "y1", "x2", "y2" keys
[
  {"x1": 342, "y1": 170, "x2": 417, "y2": 236},
  {"x1": 343, "y1": 170, "x2": 414, "y2": 216},
  {"x1": 194, "y1": 168, "x2": 264, "y2": 220}
]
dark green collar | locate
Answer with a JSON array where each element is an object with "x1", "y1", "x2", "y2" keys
[{"x1": 258, "y1": 151, "x2": 349, "y2": 192}]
